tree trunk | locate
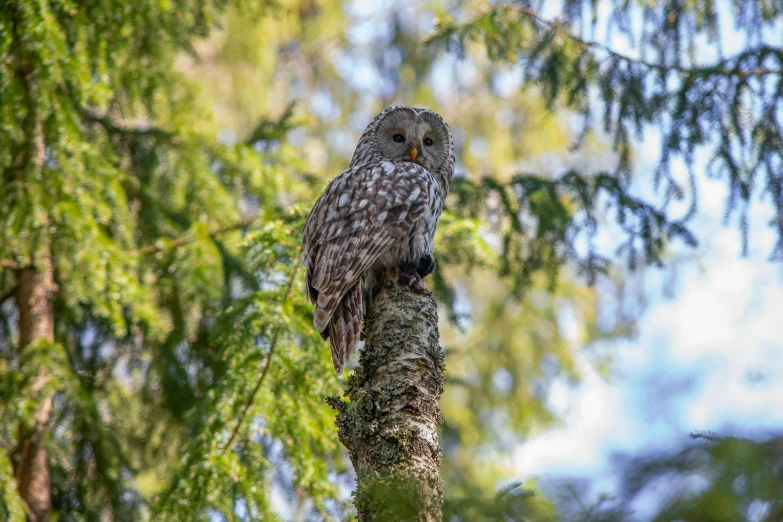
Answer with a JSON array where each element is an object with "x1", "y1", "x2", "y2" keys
[
  {"x1": 328, "y1": 285, "x2": 445, "y2": 522},
  {"x1": 15, "y1": 251, "x2": 55, "y2": 522},
  {"x1": 11, "y1": 7, "x2": 54, "y2": 511}
]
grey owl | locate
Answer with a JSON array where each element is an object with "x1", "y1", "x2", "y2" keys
[{"x1": 302, "y1": 106, "x2": 455, "y2": 373}]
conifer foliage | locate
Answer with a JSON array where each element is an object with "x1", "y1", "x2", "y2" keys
[
  {"x1": 0, "y1": 1, "x2": 343, "y2": 520},
  {"x1": 431, "y1": 0, "x2": 783, "y2": 269}
]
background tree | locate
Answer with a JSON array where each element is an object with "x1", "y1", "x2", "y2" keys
[{"x1": 0, "y1": 1, "x2": 339, "y2": 519}]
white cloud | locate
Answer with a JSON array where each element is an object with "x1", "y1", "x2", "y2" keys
[{"x1": 513, "y1": 363, "x2": 639, "y2": 477}]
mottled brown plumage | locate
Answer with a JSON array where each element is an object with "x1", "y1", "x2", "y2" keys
[{"x1": 302, "y1": 106, "x2": 454, "y2": 372}]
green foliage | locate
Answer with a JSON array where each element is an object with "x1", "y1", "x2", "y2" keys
[
  {"x1": 445, "y1": 482, "x2": 556, "y2": 522},
  {"x1": 154, "y1": 211, "x2": 344, "y2": 521},
  {"x1": 0, "y1": 448, "x2": 26, "y2": 521},
  {"x1": 449, "y1": 172, "x2": 696, "y2": 294},
  {"x1": 430, "y1": 1, "x2": 783, "y2": 260}
]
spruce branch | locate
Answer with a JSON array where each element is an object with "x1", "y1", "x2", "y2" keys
[
  {"x1": 245, "y1": 100, "x2": 299, "y2": 145},
  {"x1": 222, "y1": 258, "x2": 301, "y2": 454},
  {"x1": 80, "y1": 106, "x2": 176, "y2": 141},
  {"x1": 2, "y1": 218, "x2": 258, "y2": 272},
  {"x1": 440, "y1": 4, "x2": 783, "y2": 78},
  {"x1": 136, "y1": 218, "x2": 257, "y2": 256}
]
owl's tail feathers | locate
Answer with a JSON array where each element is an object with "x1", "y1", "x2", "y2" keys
[{"x1": 318, "y1": 283, "x2": 364, "y2": 374}]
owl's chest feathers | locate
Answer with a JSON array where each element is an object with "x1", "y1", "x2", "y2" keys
[{"x1": 375, "y1": 174, "x2": 444, "y2": 270}]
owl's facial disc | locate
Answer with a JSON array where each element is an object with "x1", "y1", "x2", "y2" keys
[{"x1": 375, "y1": 108, "x2": 450, "y2": 173}]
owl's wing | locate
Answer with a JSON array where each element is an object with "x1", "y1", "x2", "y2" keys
[{"x1": 302, "y1": 161, "x2": 430, "y2": 332}]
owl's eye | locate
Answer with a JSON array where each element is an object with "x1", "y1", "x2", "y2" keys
[
  {"x1": 393, "y1": 134, "x2": 405, "y2": 143},
  {"x1": 423, "y1": 137, "x2": 433, "y2": 147}
]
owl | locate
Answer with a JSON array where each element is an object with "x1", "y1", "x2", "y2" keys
[{"x1": 302, "y1": 106, "x2": 455, "y2": 373}]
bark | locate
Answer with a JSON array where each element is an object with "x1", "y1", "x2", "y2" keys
[
  {"x1": 15, "y1": 249, "x2": 55, "y2": 522},
  {"x1": 328, "y1": 285, "x2": 445, "y2": 522}
]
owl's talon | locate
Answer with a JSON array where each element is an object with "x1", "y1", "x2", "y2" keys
[
  {"x1": 410, "y1": 277, "x2": 427, "y2": 292},
  {"x1": 398, "y1": 264, "x2": 427, "y2": 292},
  {"x1": 416, "y1": 253, "x2": 436, "y2": 278}
]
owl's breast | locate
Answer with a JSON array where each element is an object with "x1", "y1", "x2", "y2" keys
[{"x1": 373, "y1": 170, "x2": 444, "y2": 270}]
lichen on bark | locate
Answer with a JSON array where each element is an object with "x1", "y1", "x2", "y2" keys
[{"x1": 328, "y1": 284, "x2": 445, "y2": 522}]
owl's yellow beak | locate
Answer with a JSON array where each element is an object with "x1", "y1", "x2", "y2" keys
[{"x1": 409, "y1": 146, "x2": 418, "y2": 161}]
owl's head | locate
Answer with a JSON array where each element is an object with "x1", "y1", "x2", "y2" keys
[{"x1": 352, "y1": 106, "x2": 455, "y2": 188}]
